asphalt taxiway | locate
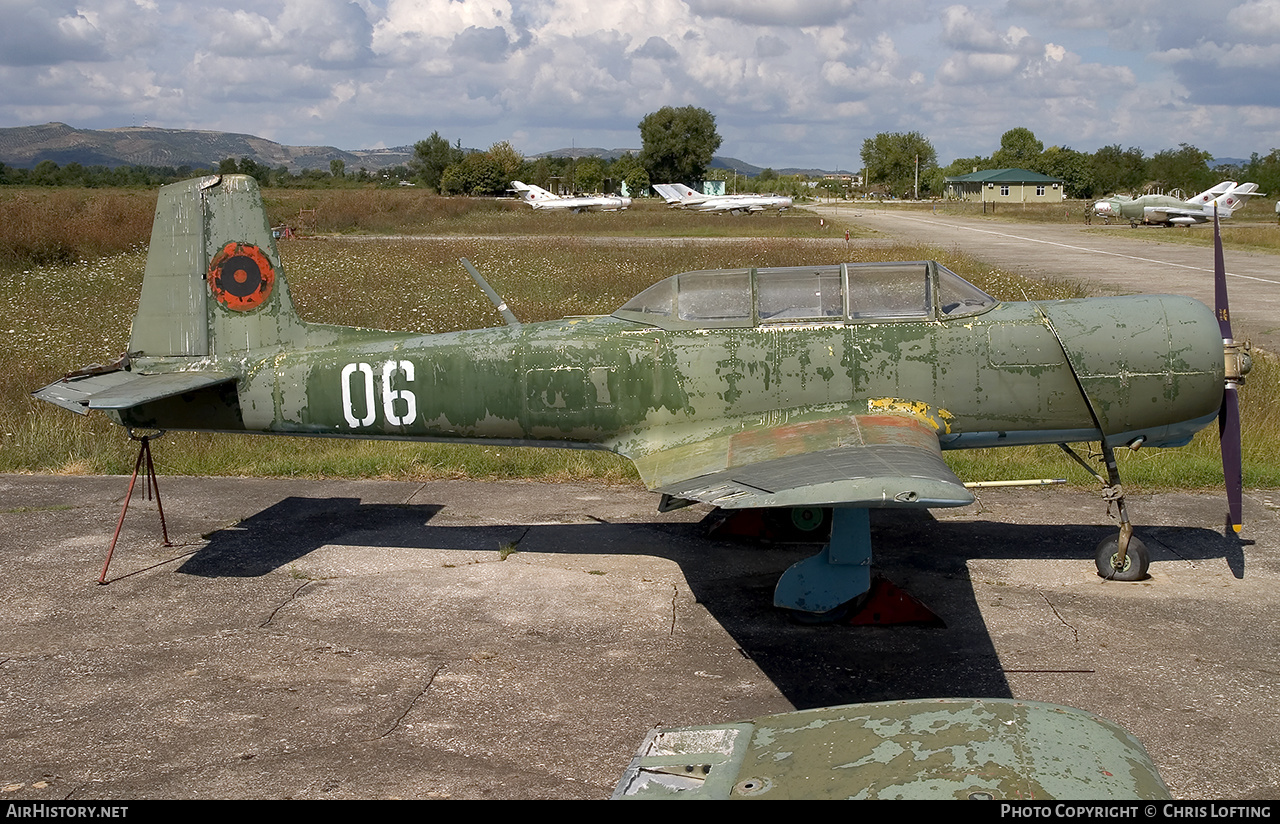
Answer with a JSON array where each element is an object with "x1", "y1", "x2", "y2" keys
[
  {"x1": 1, "y1": 474, "x2": 1277, "y2": 799},
  {"x1": 811, "y1": 204, "x2": 1280, "y2": 351}
]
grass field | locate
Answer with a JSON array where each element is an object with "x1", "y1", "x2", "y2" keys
[{"x1": 2, "y1": 187, "x2": 1276, "y2": 495}]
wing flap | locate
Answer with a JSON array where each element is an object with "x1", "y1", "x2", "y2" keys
[
  {"x1": 639, "y1": 412, "x2": 972, "y2": 510},
  {"x1": 658, "y1": 443, "x2": 971, "y2": 509},
  {"x1": 34, "y1": 370, "x2": 237, "y2": 415}
]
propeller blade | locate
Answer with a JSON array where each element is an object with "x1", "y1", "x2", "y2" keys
[
  {"x1": 1214, "y1": 205, "x2": 1232, "y2": 341},
  {"x1": 1214, "y1": 205, "x2": 1243, "y2": 533},
  {"x1": 1220, "y1": 385, "x2": 1243, "y2": 533}
]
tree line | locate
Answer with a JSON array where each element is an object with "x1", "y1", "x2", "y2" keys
[
  {"x1": 407, "y1": 106, "x2": 723, "y2": 197},
  {"x1": 7, "y1": 116, "x2": 1279, "y2": 204},
  {"x1": 863, "y1": 126, "x2": 1280, "y2": 201}
]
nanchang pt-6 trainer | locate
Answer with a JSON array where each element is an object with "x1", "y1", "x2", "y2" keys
[{"x1": 36, "y1": 175, "x2": 1248, "y2": 613}]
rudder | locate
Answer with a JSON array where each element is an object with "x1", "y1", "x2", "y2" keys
[{"x1": 129, "y1": 174, "x2": 306, "y2": 360}]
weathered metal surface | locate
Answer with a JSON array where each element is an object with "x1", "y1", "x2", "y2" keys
[
  {"x1": 37, "y1": 175, "x2": 1225, "y2": 518},
  {"x1": 612, "y1": 699, "x2": 1172, "y2": 800}
]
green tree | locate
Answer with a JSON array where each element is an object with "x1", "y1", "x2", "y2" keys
[
  {"x1": 440, "y1": 152, "x2": 506, "y2": 196},
  {"x1": 487, "y1": 140, "x2": 524, "y2": 184},
  {"x1": 861, "y1": 131, "x2": 937, "y2": 197},
  {"x1": 1146, "y1": 144, "x2": 1213, "y2": 195},
  {"x1": 237, "y1": 157, "x2": 270, "y2": 185},
  {"x1": 573, "y1": 156, "x2": 606, "y2": 192},
  {"x1": 330, "y1": 158, "x2": 346, "y2": 179},
  {"x1": 623, "y1": 166, "x2": 650, "y2": 197},
  {"x1": 991, "y1": 127, "x2": 1044, "y2": 170},
  {"x1": 1090, "y1": 145, "x2": 1146, "y2": 194},
  {"x1": 609, "y1": 152, "x2": 641, "y2": 181},
  {"x1": 410, "y1": 131, "x2": 464, "y2": 191},
  {"x1": 1039, "y1": 146, "x2": 1094, "y2": 198},
  {"x1": 638, "y1": 106, "x2": 722, "y2": 184},
  {"x1": 1243, "y1": 150, "x2": 1280, "y2": 201}
]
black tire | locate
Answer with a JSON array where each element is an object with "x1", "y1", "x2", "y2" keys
[{"x1": 1095, "y1": 534, "x2": 1150, "y2": 581}]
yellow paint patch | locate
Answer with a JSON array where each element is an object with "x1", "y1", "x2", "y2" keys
[{"x1": 867, "y1": 397, "x2": 955, "y2": 434}]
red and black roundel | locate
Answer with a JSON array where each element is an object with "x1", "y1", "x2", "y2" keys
[{"x1": 209, "y1": 242, "x2": 275, "y2": 311}]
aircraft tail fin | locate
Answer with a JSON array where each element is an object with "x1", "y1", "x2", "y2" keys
[
  {"x1": 129, "y1": 174, "x2": 308, "y2": 360},
  {"x1": 652, "y1": 183, "x2": 682, "y2": 204},
  {"x1": 1214, "y1": 183, "x2": 1264, "y2": 215},
  {"x1": 671, "y1": 183, "x2": 701, "y2": 200},
  {"x1": 1185, "y1": 181, "x2": 1235, "y2": 207},
  {"x1": 509, "y1": 180, "x2": 559, "y2": 205}
]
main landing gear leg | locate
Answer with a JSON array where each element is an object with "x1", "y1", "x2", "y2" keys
[
  {"x1": 1095, "y1": 446, "x2": 1151, "y2": 580},
  {"x1": 1059, "y1": 443, "x2": 1151, "y2": 581},
  {"x1": 774, "y1": 508, "x2": 871, "y2": 615}
]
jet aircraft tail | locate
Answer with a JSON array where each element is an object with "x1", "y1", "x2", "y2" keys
[
  {"x1": 651, "y1": 183, "x2": 684, "y2": 204},
  {"x1": 1184, "y1": 181, "x2": 1236, "y2": 207},
  {"x1": 509, "y1": 180, "x2": 560, "y2": 206},
  {"x1": 1214, "y1": 183, "x2": 1264, "y2": 216},
  {"x1": 668, "y1": 183, "x2": 702, "y2": 201}
]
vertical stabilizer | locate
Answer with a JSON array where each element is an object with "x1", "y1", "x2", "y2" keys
[{"x1": 129, "y1": 174, "x2": 307, "y2": 359}]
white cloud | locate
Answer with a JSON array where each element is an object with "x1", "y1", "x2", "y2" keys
[
  {"x1": 2, "y1": 1, "x2": 1280, "y2": 170},
  {"x1": 1227, "y1": 0, "x2": 1280, "y2": 36},
  {"x1": 0, "y1": 1, "x2": 109, "y2": 66},
  {"x1": 685, "y1": 0, "x2": 857, "y2": 27}
]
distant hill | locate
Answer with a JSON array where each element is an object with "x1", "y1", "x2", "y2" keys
[
  {"x1": 0, "y1": 123, "x2": 839, "y2": 178},
  {"x1": 530, "y1": 147, "x2": 642, "y2": 161},
  {"x1": 0, "y1": 123, "x2": 415, "y2": 172}
]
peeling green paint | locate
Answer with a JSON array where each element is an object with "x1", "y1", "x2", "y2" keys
[
  {"x1": 50, "y1": 175, "x2": 1226, "y2": 508},
  {"x1": 614, "y1": 699, "x2": 1171, "y2": 800}
]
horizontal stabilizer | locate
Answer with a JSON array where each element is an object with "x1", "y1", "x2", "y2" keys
[{"x1": 34, "y1": 370, "x2": 237, "y2": 415}]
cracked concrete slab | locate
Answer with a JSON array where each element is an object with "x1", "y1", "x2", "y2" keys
[{"x1": 0, "y1": 475, "x2": 1277, "y2": 799}]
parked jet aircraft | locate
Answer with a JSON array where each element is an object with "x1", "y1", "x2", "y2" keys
[
  {"x1": 35, "y1": 175, "x2": 1247, "y2": 614},
  {"x1": 510, "y1": 180, "x2": 630, "y2": 213},
  {"x1": 654, "y1": 182, "x2": 793, "y2": 214},
  {"x1": 1093, "y1": 182, "x2": 1262, "y2": 226}
]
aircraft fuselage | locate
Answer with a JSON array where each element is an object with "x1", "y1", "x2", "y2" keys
[{"x1": 114, "y1": 294, "x2": 1224, "y2": 485}]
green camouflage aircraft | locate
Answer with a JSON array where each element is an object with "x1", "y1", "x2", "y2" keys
[
  {"x1": 1093, "y1": 181, "x2": 1262, "y2": 226},
  {"x1": 35, "y1": 175, "x2": 1248, "y2": 614},
  {"x1": 613, "y1": 698, "x2": 1171, "y2": 799}
]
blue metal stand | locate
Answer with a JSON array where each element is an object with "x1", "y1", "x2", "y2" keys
[{"x1": 773, "y1": 508, "x2": 872, "y2": 614}]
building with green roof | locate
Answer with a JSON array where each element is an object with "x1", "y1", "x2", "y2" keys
[{"x1": 944, "y1": 168, "x2": 1065, "y2": 203}]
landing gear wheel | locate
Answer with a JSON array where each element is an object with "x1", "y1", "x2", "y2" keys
[{"x1": 1095, "y1": 534, "x2": 1150, "y2": 581}]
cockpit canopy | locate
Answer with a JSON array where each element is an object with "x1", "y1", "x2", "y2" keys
[{"x1": 612, "y1": 261, "x2": 997, "y2": 330}]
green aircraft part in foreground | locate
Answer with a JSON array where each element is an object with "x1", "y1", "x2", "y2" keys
[
  {"x1": 36, "y1": 175, "x2": 1239, "y2": 612},
  {"x1": 612, "y1": 698, "x2": 1172, "y2": 799}
]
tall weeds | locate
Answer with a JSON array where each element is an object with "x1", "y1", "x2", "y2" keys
[{"x1": 0, "y1": 189, "x2": 155, "y2": 265}]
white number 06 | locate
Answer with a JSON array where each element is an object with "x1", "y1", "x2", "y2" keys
[{"x1": 340, "y1": 361, "x2": 417, "y2": 428}]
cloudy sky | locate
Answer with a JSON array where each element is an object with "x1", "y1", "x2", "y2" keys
[{"x1": 4, "y1": 0, "x2": 1280, "y2": 170}]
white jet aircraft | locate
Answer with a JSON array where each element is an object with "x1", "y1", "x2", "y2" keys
[
  {"x1": 1093, "y1": 182, "x2": 1264, "y2": 226},
  {"x1": 510, "y1": 181, "x2": 631, "y2": 213},
  {"x1": 654, "y1": 182, "x2": 793, "y2": 214}
]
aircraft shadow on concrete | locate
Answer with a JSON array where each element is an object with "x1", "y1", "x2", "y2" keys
[{"x1": 177, "y1": 497, "x2": 1236, "y2": 710}]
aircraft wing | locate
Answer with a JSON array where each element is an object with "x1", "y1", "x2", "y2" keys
[
  {"x1": 1145, "y1": 206, "x2": 1205, "y2": 219},
  {"x1": 34, "y1": 369, "x2": 237, "y2": 415},
  {"x1": 633, "y1": 412, "x2": 972, "y2": 510}
]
